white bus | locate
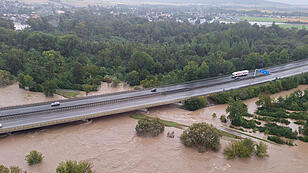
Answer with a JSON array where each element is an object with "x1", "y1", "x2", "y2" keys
[{"x1": 231, "y1": 70, "x2": 249, "y2": 78}]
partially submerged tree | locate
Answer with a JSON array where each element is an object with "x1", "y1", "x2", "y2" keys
[{"x1": 180, "y1": 122, "x2": 221, "y2": 152}]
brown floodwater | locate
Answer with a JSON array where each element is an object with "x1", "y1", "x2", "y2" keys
[
  {"x1": 0, "y1": 85, "x2": 308, "y2": 172},
  {"x1": 0, "y1": 83, "x2": 65, "y2": 108},
  {"x1": 0, "y1": 82, "x2": 133, "y2": 108}
]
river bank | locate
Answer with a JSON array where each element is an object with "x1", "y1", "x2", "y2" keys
[{"x1": 0, "y1": 85, "x2": 308, "y2": 172}]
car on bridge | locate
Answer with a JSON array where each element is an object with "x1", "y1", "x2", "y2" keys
[
  {"x1": 0, "y1": 123, "x2": 2, "y2": 128},
  {"x1": 151, "y1": 88, "x2": 157, "y2": 92},
  {"x1": 51, "y1": 102, "x2": 60, "y2": 107}
]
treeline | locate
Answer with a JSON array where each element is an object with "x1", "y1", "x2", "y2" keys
[
  {"x1": 210, "y1": 72, "x2": 308, "y2": 104},
  {"x1": 0, "y1": 8, "x2": 308, "y2": 96}
]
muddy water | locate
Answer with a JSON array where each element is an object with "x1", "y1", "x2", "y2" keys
[
  {"x1": 0, "y1": 86, "x2": 308, "y2": 172},
  {"x1": 0, "y1": 82, "x2": 133, "y2": 108},
  {"x1": 0, "y1": 83, "x2": 65, "y2": 108},
  {"x1": 79, "y1": 82, "x2": 134, "y2": 97}
]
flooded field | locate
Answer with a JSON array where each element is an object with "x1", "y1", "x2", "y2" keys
[
  {"x1": 0, "y1": 85, "x2": 308, "y2": 172},
  {"x1": 0, "y1": 83, "x2": 65, "y2": 108},
  {"x1": 0, "y1": 82, "x2": 133, "y2": 108}
]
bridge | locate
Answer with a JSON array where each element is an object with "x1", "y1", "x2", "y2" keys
[{"x1": 1, "y1": 59, "x2": 308, "y2": 134}]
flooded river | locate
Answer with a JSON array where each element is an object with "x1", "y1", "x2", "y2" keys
[{"x1": 0, "y1": 85, "x2": 308, "y2": 172}]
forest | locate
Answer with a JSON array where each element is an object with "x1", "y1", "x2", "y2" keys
[{"x1": 0, "y1": 9, "x2": 308, "y2": 96}]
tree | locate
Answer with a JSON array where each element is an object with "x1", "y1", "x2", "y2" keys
[
  {"x1": 184, "y1": 97, "x2": 207, "y2": 111},
  {"x1": 255, "y1": 142, "x2": 269, "y2": 158},
  {"x1": 223, "y1": 139, "x2": 255, "y2": 159},
  {"x1": 0, "y1": 18, "x2": 14, "y2": 30},
  {"x1": 183, "y1": 61, "x2": 199, "y2": 81},
  {"x1": 180, "y1": 123, "x2": 221, "y2": 152},
  {"x1": 42, "y1": 80, "x2": 57, "y2": 97},
  {"x1": 126, "y1": 70, "x2": 140, "y2": 86},
  {"x1": 303, "y1": 120, "x2": 308, "y2": 136},
  {"x1": 226, "y1": 99, "x2": 249, "y2": 126},
  {"x1": 82, "y1": 84, "x2": 92, "y2": 96},
  {"x1": 256, "y1": 94, "x2": 273, "y2": 108},
  {"x1": 72, "y1": 62, "x2": 84, "y2": 84},
  {"x1": 25, "y1": 150, "x2": 43, "y2": 165},
  {"x1": 56, "y1": 160, "x2": 94, "y2": 173},
  {"x1": 135, "y1": 118, "x2": 165, "y2": 137},
  {"x1": 198, "y1": 61, "x2": 209, "y2": 78}
]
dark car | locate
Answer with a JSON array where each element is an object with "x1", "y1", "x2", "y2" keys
[{"x1": 151, "y1": 88, "x2": 157, "y2": 92}]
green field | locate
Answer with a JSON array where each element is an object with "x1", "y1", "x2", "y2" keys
[
  {"x1": 56, "y1": 90, "x2": 80, "y2": 98},
  {"x1": 239, "y1": 16, "x2": 287, "y2": 22},
  {"x1": 278, "y1": 24, "x2": 308, "y2": 29}
]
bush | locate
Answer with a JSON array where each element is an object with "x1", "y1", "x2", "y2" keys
[
  {"x1": 135, "y1": 118, "x2": 164, "y2": 137},
  {"x1": 212, "y1": 113, "x2": 217, "y2": 118},
  {"x1": 184, "y1": 97, "x2": 207, "y2": 111},
  {"x1": 255, "y1": 142, "x2": 269, "y2": 158},
  {"x1": 56, "y1": 160, "x2": 93, "y2": 173},
  {"x1": 220, "y1": 115, "x2": 227, "y2": 123},
  {"x1": 25, "y1": 150, "x2": 43, "y2": 165},
  {"x1": 259, "y1": 123, "x2": 298, "y2": 139},
  {"x1": 0, "y1": 165, "x2": 9, "y2": 173},
  {"x1": 298, "y1": 136, "x2": 308, "y2": 142},
  {"x1": 180, "y1": 123, "x2": 221, "y2": 152},
  {"x1": 223, "y1": 139, "x2": 255, "y2": 159},
  {"x1": 0, "y1": 165, "x2": 23, "y2": 173},
  {"x1": 267, "y1": 136, "x2": 284, "y2": 144}
]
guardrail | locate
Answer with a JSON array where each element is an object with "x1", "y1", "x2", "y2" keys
[
  {"x1": 1, "y1": 67, "x2": 308, "y2": 134},
  {"x1": 1, "y1": 58, "x2": 307, "y2": 117}
]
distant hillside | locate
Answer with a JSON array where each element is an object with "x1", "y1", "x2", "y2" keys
[{"x1": 134, "y1": 0, "x2": 289, "y2": 7}]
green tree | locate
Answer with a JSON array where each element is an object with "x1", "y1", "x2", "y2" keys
[
  {"x1": 42, "y1": 80, "x2": 57, "y2": 97},
  {"x1": 135, "y1": 118, "x2": 165, "y2": 137},
  {"x1": 184, "y1": 97, "x2": 207, "y2": 111},
  {"x1": 183, "y1": 61, "x2": 199, "y2": 81},
  {"x1": 226, "y1": 99, "x2": 249, "y2": 126},
  {"x1": 72, "y1": 62, "x2": 84, "y2": 84},
  {"x1": 82, "y1": 84, "x2": 92, "y2": 96},
  {"x1": 181, "y1": 123, "x2": 221, "y2": 152},
  {"x1": 126, "y1": 70, "x2": 140, "y2": 86},
  {"x1": 25, "y1": 150, "x2": 43, "y2": 165},
  {"x1": 56, "y1": 160, "x2": 94, "y2": 173},
  {"x1": 198, "y1": 61, "x2": 209, "y2": 79}
]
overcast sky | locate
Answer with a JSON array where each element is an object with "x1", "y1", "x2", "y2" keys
[{"x1": 269, "y1": 0, "x2": 308, "y2": 5}]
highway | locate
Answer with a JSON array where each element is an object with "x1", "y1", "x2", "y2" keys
[{"x1": 0, "y1": 59, "x2": 308, "y2": 133}]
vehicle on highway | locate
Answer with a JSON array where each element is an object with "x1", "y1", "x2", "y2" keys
[
  {"x1": 0, "y1": 123, "x2": 2, "y2": 128},
  {"x1": 151, "y1": 88, "x2": 157, "y2": 92},
  {"x1": 51, "y1": 102, "x2": 60, "y2": 107},
  {"x1": 232, "y1": 70, "x2": 249, "y2": 78}
]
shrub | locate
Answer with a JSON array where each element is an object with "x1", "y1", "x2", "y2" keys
[
  {"x1": 56, "y1": 160, "x2": 93, "y2": 173},
  {"x1": 255, "y1": 142, "x2": 269, "y2": 158},
  {"x1": 0, "y1": 165, "x2": 23, "y2": 173},
  {"x1": 0, "y1": 165, "x2": 9, "y2": 173},
  {"x1": 184, "y1": 97, "x2": 207, "y2": 111},
  {"x1": 220, "y1": 115, "x2": 227, "y2": 123},
  {"x1": 180, "y1": 123, "x2": 221, "y2": 152},
  {"x1": 223, "y1": 139, "x2": 255, "y2": 159},
  {"x1": 212, "y1": 113, "x2": 217, "y2": 118},
  {"x1": 9, "y1": 166, "x2": 22, "y2": 173},
  {"x1": 25, "y1": 150, "x2": 43, "y2": 165},
  {"x1": 298, "y1": 136, "x2": 308, "y2": 142},
  {"x1": 267, "y1": 136, "x2": 284, "y2": 144},
  {"x1": 135, "y1": 118, "x2": 164, "y2": 137}
]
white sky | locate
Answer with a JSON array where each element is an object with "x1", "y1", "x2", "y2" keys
[{"x1": 269, "y1": 0, "x2": 308, "y2": 5}]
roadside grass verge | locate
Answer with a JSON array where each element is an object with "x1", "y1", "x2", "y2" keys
[
  {"x1": 56, "y1": 90, "x2": 80, "y2": 98},
  {"x1": 227, "y1": 127, "x2": 275, "y2": 144},
  {"x1": 130, "y1": 114, "x2": 187, "y2": 129}
]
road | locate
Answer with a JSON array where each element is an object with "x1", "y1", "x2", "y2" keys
[{"x1": 0, "y1": 59, "x2": 308, "y2": 133}]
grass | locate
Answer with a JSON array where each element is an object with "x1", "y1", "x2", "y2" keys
[
  {"x1": 227, "y1": 127, "x2": 275, "y2": 144},
  {"x1": 238, "y1": 16, "x2": 286, "y2": 22},
  {"x1": 56, "y1": 90, "x2": 80, "y2": 98},
  {"x1": 130, "y1": 114, "x2": 188, "y2": 129},
  {"x1": 278, "y1": 24, "x2": 308, "y2": 29},
  {"x1": 130, "y1": 114, "x2": 239, "y2": 139}
]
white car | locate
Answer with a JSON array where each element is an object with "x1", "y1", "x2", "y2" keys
[
  {"x1": 51, "y1": 102, "x2": 60, "y2": 107},
  {"x1": 0, "y1": 123, "x2": 2, "y2": 128}
]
